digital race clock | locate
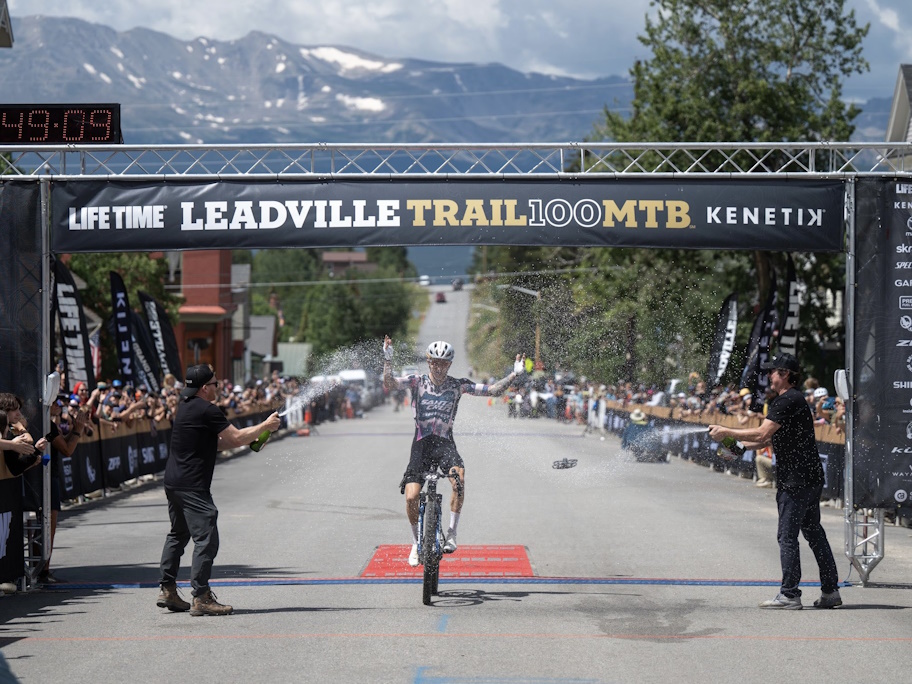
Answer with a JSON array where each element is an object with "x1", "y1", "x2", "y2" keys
[{"x1": 0, "y1": 104, "x2": 122, "y2": 144}]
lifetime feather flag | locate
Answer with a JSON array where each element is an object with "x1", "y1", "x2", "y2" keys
[
  {"x1": 53, "y1": 258, "x2": 96, "y2": 392},
  {"x1": 138, "y1": 291, "x2": 182, "y2": 381},
  {"x1": 740, "y1": 269, "x2": 778, "y2": 408},
  {"x1": 705, "y1": 293, "x2": 738, "y2": 387}
]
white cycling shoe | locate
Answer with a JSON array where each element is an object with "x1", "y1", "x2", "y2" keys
[
  {"x1": 443, "y1": 530, "x2": 457, "y2": 554},
  {"x1": 408, "y1": 544, "x2": 419, "y2": 567}
]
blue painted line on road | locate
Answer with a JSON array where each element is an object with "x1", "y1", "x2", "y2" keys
[
  {"x1": 436, "y1": 614, "x2": 449, "y2": 632},
  {"x1": 41, "y1": 577, "x2": 854, "y2": 590}
]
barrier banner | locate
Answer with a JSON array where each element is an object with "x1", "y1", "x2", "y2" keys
[
  {"x1": 50, "y1": 179, "x2": 845, "y2": 253},
  {"x1": 79, "y1": 432, "x2": 104, "y2": 495},
  {"x1": 0, "y1": 477, "x2": 24, "y2": 583},
  {"x1": 605, "y1": 405, "x2": 844, "y2": 499},
  {"x1": 853, "y1": 179, "x2": 912, "y2": 509}
]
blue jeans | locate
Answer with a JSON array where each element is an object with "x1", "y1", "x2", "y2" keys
[{"x1": 776, "y1": 484, "x2": 839, "y2": 597}]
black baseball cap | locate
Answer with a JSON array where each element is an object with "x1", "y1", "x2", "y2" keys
[
  {"x1": 761, "y1": 353, "x2": 801, "y2": 374},
  {"x1": 181, "y1": 364, "x2": 214, "y2": 399}
]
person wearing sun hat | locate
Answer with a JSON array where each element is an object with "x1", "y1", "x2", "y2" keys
[
  {"x1": 709, "y1": 352, "x2": 841, "y2": 611},
  {"x1": 157, "y1": 364, "x2": 280, "y2": 617}
]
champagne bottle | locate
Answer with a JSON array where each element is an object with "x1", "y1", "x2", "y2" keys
[
  {"x1": 717, "y1": 436, "x2": 745, "y2": 460},
  {"x1": 249, "y1": 429, "x2": 272, "y2": 452}
]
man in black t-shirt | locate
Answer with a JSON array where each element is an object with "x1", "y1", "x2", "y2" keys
[
  {"x1": 709, "y1": 353, "x2": 841, "y2": 610},
  {"x1": 157, "y1": 364, "x2": 280, "y2": 616}
]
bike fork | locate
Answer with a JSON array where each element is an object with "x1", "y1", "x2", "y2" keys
[{"x1": 417, "y1": 493, "x2": 427, "y2": 557}]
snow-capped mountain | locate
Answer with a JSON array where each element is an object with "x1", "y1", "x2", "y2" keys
[
  {"x1": 0, "y1": 16, "x2": 888, "y2": 146},
  {"x1": 0, "y1": 16, "x2": 633, "y2": 145}
]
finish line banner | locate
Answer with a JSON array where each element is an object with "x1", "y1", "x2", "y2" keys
[{"x1": 50, "y1": 178, "x2": 845, "y2": 253}]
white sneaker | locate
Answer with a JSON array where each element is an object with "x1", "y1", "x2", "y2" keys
[
  {"x1": 443, "y1": 529, "x2": 457, "y2": 554},
  {"x1": 408, "y1": 544, "x2": 419, "y2": 567},
  {"x1": 758, "y1": 593, "x2": 802, "y2": 609}
]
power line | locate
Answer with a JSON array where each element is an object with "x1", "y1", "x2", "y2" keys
[{"x1": 166, "y1": 265, "x2": 605, "y2": 290}]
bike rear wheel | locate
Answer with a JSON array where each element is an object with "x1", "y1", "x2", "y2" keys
[{"x1": 422, "y1": 497, "x2": 440, "y2": 606}]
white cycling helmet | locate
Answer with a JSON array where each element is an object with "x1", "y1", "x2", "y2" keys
[{"x1": 426, "y1": 340, "x2": 455, "y2": 362}]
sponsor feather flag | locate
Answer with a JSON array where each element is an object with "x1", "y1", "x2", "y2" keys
[
  {"x1": 740, "y1": 270, "x2": 778, "y2": 408},
  {"x1": 705, "y1": 293, "x2": 738, "y2": 387},
  {"x1": 777, "y1": 254, "x2": 802, "y2": 357}
]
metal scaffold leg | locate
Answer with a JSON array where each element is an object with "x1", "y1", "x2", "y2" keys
[{"x1": 845, "y1": 507, "x2": 884, "y2": 586}]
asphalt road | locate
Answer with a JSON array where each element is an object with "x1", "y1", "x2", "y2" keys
[{"x1": 2, "y1": 286, "x2": 912, "y2": 683}]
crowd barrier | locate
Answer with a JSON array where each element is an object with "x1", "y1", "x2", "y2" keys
[
  {"x1": 602, "y1": 402, "x2": 846, "y2": 501},
  {"x1": 52, "y1": 407, "x2": 278, "y2": 499}
]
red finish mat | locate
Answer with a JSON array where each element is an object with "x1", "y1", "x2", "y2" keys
[{"x1": 362, "y1": 545, "x2": 533, "y2": 578}]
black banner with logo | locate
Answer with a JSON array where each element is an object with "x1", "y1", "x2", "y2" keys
[
  {"x1": 706, "y1": 293, "x2": 738, "y2": 387},
  {"x1": 52, "y1": 259, "x2": 96, "y2": 393},
  {"x1": 139, "y1": 291, "x2": 182, "y2": 381},
  {"x1": 740, "y1": 270, "x2": 778, "y2": 406},
  {"x1": 778, "y1": 255, "x2": 802, "y2": 357},
  {"x1": 49, "y1": 179, "x2": 845, "y2": 253},
  {"x1": 130, "y1": 310, "x2": 162, "y2": 394},
  {"x1": 853, "y1": 179, "x2": 912, "y2": 509},
  {"x1": 109, "y1": 271, "x2": 134, "y2": 385}
]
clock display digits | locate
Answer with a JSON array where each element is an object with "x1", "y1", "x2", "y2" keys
[
  {"x1": 0, "y1": 104, "x2": 121, "y2": 144},
  {"x1": 63, "y1": 109, "x2": 86, "y2": 142},
  {"x1": 88, "y1": 109, "x2": 113, "y2": 141},
  {"x1": 1, "y1": 111, "x2": 24, "y2": 140},
  {"x1": 26, "y1": 109, "x2": 50, "y2": 142}
]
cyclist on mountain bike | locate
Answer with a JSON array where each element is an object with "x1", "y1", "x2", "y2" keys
[{"x1": 383, "y1": 336, "x2": 524, "y2": 566}]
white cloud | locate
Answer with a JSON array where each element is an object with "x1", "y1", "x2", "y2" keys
[{"x1": 9, "y1": 0, "x2": 909, "y2": 99}]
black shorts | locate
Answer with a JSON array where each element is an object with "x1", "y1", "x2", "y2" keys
[{"x1": 402, "y1": 433, "x2": 464, "y2": 486}]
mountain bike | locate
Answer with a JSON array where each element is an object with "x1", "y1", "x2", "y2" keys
[{"x1": 417, "y1": 467, "x2": 462, "y2": 605}]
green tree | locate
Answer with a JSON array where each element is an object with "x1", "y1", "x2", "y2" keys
[
  {"x1": 249, "y1": 248, "x2": 322, "y2": 343},
  {"x1": 66, "y1": 253, "x2": 182, "y2": 381},
  {"x1": 471, "y1": 1, "x2": 866, "y2": 384},
  {"x1": 598, "y1": 0, "x2": 868, "y2": 146},
  {"x1": 586, "y1": 0, "x2": 866, "y2": 383}
]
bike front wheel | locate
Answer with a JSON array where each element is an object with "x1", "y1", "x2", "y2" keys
[{"x1": 422, "y1": 498, "x2": 440, "y2": 606}]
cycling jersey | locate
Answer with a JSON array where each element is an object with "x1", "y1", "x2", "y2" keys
[{"x1": 393, "y1": 374, "x2": 496, "y2": 440}]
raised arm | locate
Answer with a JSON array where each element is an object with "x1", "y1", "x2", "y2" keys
[
  {"x1": 478, "y1": 355, "x2": 527, "y2": 397},
  {"x1": 382, "y1": 335, "x2": 400, "y2": 391}
]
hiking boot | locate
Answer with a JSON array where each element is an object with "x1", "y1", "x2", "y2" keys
[
  {"x1": 37, "y1": 570, "x2": 63, "y2": 585},
  {"x1": 156, "y1": 582, "x2": 190, "y2": 612},
  {"x1": 759, "y1": 593, "x2": 802, "y2": 610},
  {"x1": 813, "y1": 590, "x2": 843, "y2": 609},
  {"x1": 443, "y1": 529, "x2": 457, "y2": 554},
  {"x1": 408, "y1": 544, "x2": 419, "y2": 567},
  {"x1": 190, "y1": 590, "x2": 233, "y2": 616}
]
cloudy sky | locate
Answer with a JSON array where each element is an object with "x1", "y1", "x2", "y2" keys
[{"x1": 8, "y1": 0, "x2": 910, "y2": 101}]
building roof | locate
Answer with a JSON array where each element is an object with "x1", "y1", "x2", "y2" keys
[{"x1": 886, "y1": 64, "x2": 912, "y2": 143}]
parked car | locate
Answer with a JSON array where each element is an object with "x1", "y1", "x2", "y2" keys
[
  {"x1": 436, "y1": 292, "x2": 447, "y2": 303},
  {"x1": 452, "y1": 278, "x2": 464, "y2": 291}
]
